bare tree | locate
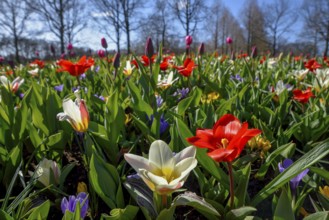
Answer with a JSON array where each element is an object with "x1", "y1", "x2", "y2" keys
[
  {"x1": 91, "y1": 0, "x2": 122, "y2": 53},
  {"x1": 119, "y1": 0, "x2": 142, "y2": 54},
  {"x1": 0, "y1": 0, "x2": 32, "y2": 62},
  {"x1": 29, "y1": 0, "x2": 87, "y2": 54},
  {"x1": 301, "y1": 0, "x2": 329, "y2": 56},
  {"x1": 169, "y1": 0, "x2": 207, "y2": 37},
  {"x1": 138, "y1": 0, "x2": 174, "y2": 51},
  {"x1": 263, "y1": 0, "x2": 297, "y2": 55},
  {"x1": 241, "y1": 0, "x2": 268, "y2": 54}
]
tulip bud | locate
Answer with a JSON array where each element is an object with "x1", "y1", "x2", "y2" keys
[
  {"x1": 98, "y1": 49, "x2": 105, "y2": 58},
  {"x1": 35, "y1": 51, "x2": 39, "y2": 57},
  {"x1": 145, "y1": 37, "x2": 154, "y2": 59},
  {"x1": 251, "y1": 46, "x2": 257, "y2": 58},
  {"x1": 226, "y1": 37, "x2": 233, "y2": 44},
  {"x1": 50, "y1": 44, "x2": 55, "y2": 55},
  {"x1": 0, "y1": 56, "x2": 4, "y2": 63},
  {"x1": 113, "y1": 52, "x2": 120, "y2": 69},
  {"x1": 60, "y1": 53, "x2": 66, "y2": 59},
  {"x1": 185, "y1": 35, "x2": 193, "y2": 46},
  {"x1": 67, "y1": 43, "x2": 73, "y2": 51},
  {"x1": 29, "y1": 158, "x2": 61, "y2": 186},
  {"x1": 101, "y1": 37, "x2": 108, "y2": 49},
  {"x1": 198, "y1": 42, "x2": 205, "y2": 56}
]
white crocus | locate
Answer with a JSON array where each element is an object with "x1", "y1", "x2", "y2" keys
[
  {"x1": 57, "y1": 90, "x2": 89, "y2": 132},
  {"x1": 0, "y1": 75, "x2": 24, "y2": 93},
  {"x1": 124, "y1": 140, "x2": 197, "y2": 195},
  {"x1": 157, "y1": 71, "x2": 178, "y2": 89},
  {"x1": 29, "y1": 158, "x2": 61, "y2": 186}
]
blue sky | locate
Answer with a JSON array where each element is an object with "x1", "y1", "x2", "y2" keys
[{"x1": 75, "y1": 0, "x2": 304, "y2": 50}]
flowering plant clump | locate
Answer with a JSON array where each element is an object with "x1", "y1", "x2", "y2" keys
[{"x1": 1, "y1": 37, "x2": 329, "y2": 220}]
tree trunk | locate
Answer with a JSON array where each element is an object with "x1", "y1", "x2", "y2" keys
[{"x1": 59, "y1": 0, "x2": 65, "y2": 54}]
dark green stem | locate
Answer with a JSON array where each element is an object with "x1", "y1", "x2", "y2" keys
[{"x1": 227, "y1": 162, "x2": 234, "y2": 209}]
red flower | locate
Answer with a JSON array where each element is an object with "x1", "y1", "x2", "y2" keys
[
  {"x1": 57, "y1": 56, "x2": 94, "y2": 76},
  {"x1": 292, "y1": 88, "x2": 314, "y2": 104},
  {"x1": 30, "y1": 59, "x2": 45, "y2": 69},
  {"x1": 304, "y1": 59, "x2": 321, "y2": 72},
  {"x1": 174, "y1": 58, "x2": 196, "y2": 77},
  {"x1": 186, "y1": 114, "x2": 261, "y2": 162},
  {"x1": 160, "y1": 56, "x2": 173, "y2": 71}
]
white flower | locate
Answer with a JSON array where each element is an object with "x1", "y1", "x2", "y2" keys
[
  {"x1": 157, "y1": 71, "x2": 178, "y2": 89},
  {"x1": 313, "y1": 68, "x2": 329, "y2": 90},
  {"x1": 272, "y1": 80, "x2": 293, "y2": 96},
  {"x1": 123, "y1": 61, "x2": 134, "y2": 76},
  {"x1": 0, "y1": 76, "x2": 24, "y2": 93},
  {"x1": 57, "y1": 90, "x2": 89, "y2": 132},
  {"x1": 289, "y1": 69, "x2": 308, "y2": 81},
  {"x1": 124, "y1": 140, "x2": 197, "y2": 195},
  {"x1": 29, "y1": 158, "x2": 61, "y2": 186},
  {"x1": 28, "y1": 68, "x2": 39, "y2": 76}
]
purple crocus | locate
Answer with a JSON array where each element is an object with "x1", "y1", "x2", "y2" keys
[
  {"x1": 147, "y1": 114, "x2": 169, "y2": 135},
  {"x1": 61, "y1": 192, "x2": 89, "y2": 219},
  {"x1": 173, "y1": 88, "x2": 189, "y2": 101},
  {"x1": 156, "y1": 95, "x2": 163, "y2": 108},
  {"x1": 278, "y1": 159, "x2": 309, "y2": 194},
  {"x1": 54, "y1": 84, "x2": 64, "y2": 92}
]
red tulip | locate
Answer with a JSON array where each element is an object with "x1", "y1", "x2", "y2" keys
[
  {"x1": 174, "y1": 58, "x2": 196, "y2": 77},
  {"x1": 292, "y1": 88, "x2": 314, "y2": 104},
  {"x1": 187, "y1": 114, "x2": 261, "y2": 163},
  {"x1": 57, "y1": 56, "x2": 94, "y2": 76},
  {"x1": 304, "y1": 59, "x2": 322, "y2": 72}
]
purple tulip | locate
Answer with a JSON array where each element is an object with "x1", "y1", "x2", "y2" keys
[
  {"x1": 226, "y1": 37, "x2": 233, "y2": 44},
  {"x1": 0, "y1": 56, "x2": 4, "y2": 63},
  {"x1": 101, "y1": 37, "x2": 108, "y2": 49},
  {"x1": 61, "y1": 192, "x2": 89, "y2": 219},
  {"x1": 113, "y1": 52, "x2": 120, "y2": 69},
  {"x1": 145, "y1": 37, "x2": 154, "y2": 59},
  {"x1": 50, "y1": 44, "x2": 55, "y2": 55},
  {"x1": 98, "y1": 49, "x2": 105, "y2": 58},
  {"x1": 185, "y1": 35, "x2": 193, "y2": 46},
  {"x1": 67, "y1": 43, "x2": 73, "y2": 51},
  {"x1": 198, "y1": 42, "x2": 205, "y2": 56},
  {"x1": 278, "y1": 159, "x2": 309, "y2": 194}
]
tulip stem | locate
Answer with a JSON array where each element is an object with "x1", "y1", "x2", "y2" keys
[{"x1": 227, "y1": 162, "x2": 234, "y2": 209}]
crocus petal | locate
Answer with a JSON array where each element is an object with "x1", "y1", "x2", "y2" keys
[{"x1": 61, "y1": 197, "x2": 69, "y2": 213}]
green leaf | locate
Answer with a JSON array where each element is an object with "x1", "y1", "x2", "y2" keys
[
  {"x1": 0, "y1": 210, "x2": 13, "y2": 220},
  {"x1": 89, "y1": 148, "x2": 124, "y2": 209},
  {"x1": 234, "y1": 163, "x2": 251, "y2": 207},
  {"x1": 177, "y1": 88, "x2": 202, "y2": 116},
  {"x1": 101, "y1": 205, "x2": 139, "y2": 220},
  {"x1": 255, "y1": 143, "x2": 295, "y2": 180},
  {"x1": 273, "y1": 189, "x2": 294, "y2": 220},
  {"x1": 309, "y1": 167, "x2": 329, "y2": 185},
  {"x1": 3, "y1": 146, "x2": 21, "y2": 188},
  {"x1": 27, "y1": 200, "x2": 50, "y2": 220},
  {"x1": 196, "y1": 148, "x2": 229, "y2": 187},
  {"x1": 127, "y1": 80, "x2": 153, "y2": 116},
  {"x1": 156, "y1": 207, "x2": 175, "y2": 220},
  {"x1": 173, "y1": 192, "x2": 220, "y2": 219},
  {"x1": 226, "y1": 206, "x2": 257, "y2": 220},
  {"x1": 303, "y1": 211, "x2": 329, "y2": 220},
  {"x1": 251, "y1": 139, "x2": 329, "y2": 206}
]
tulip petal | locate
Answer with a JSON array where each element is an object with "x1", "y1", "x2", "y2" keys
[
  {"x1": 174, "y1": 146, "x2": 196, "y2": 163},
  {"x1": 149, "y1": 140, "x2": 173, "y2": 169},
  {"x1": 207, "y1": 148, "x2": 236, "y2": 162},
  {"x1": 170, "y1": 157, "x2": 198, "y2": 185},
  {"x1": 124, "y1": 153, "x2": 150, "y2": 173},
  {"x1": 63, "y1": 98, "x2": 82, "y2": 124}
]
